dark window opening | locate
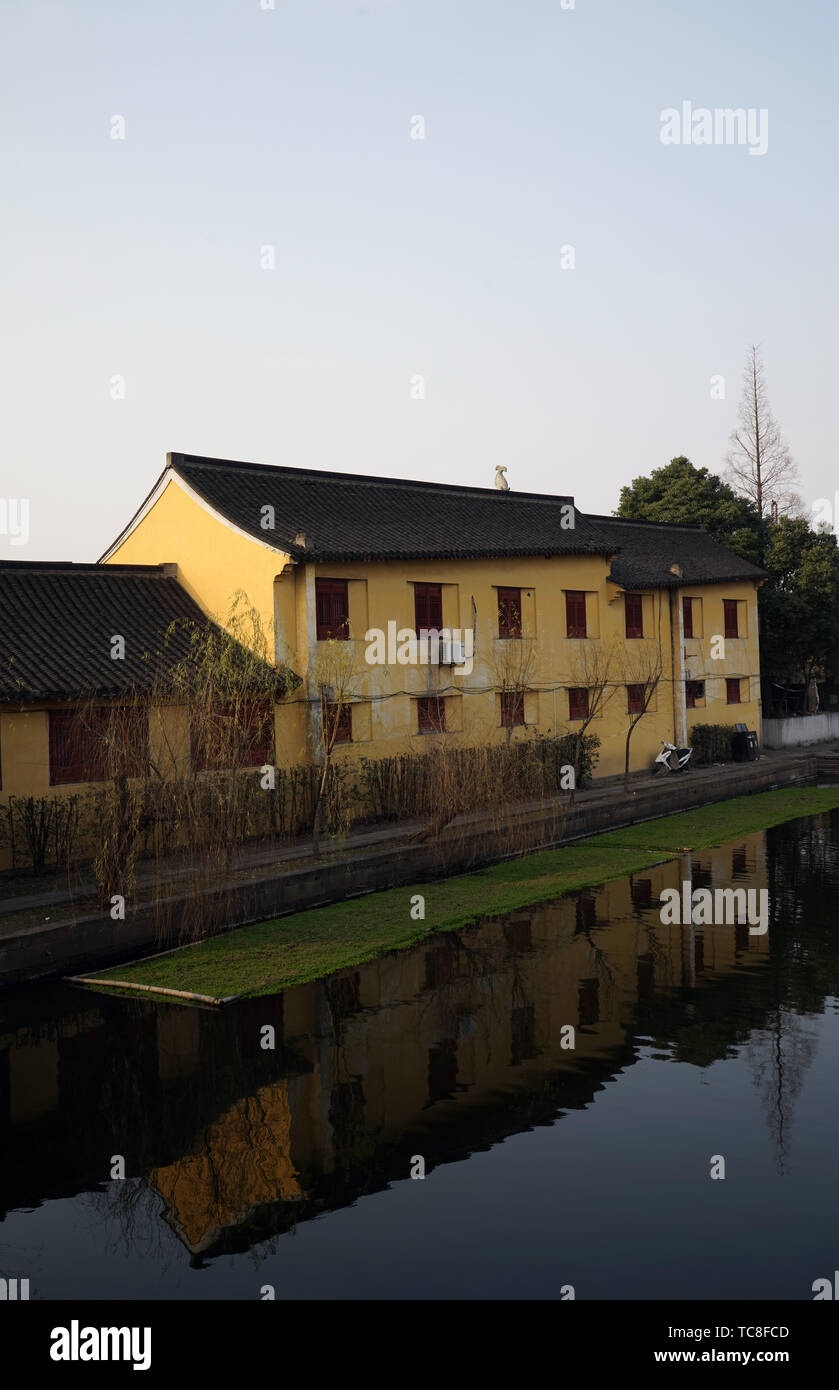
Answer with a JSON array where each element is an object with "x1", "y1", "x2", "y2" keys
[
  {"x1": 568, "y1": 687, "x2": 589, "y2": 721},
  {"x1": 682, "y1": 597, "x2": 694, "y2": 638},
  {"x1": 424, "y1": 942, "x2": 457, "y2": 990},
  {"x1": 315, "y1": 578, "x2": 349, "y2": 640},
  {"x1": 417, "y1": 695, "x2": 446, "y2": 733},
  {"x1": 498, "y1": 586, "x2": 522, "y2": 638},
  {"x1": 49, "y1": 707, "x2": 149, "y2": 786},
  {"x1": 692, "y1": 863, "x2": 712, "y2": 889},
  {"x1": 414, "y1": 582, "x2": 443, "y2": 635},
  {"x1": 565, "y1": 590, "x2": 587, "y2": 638},
  {"x1": 627, "y1": 683, "x2": 646, "y2": 715},
  {"x1": 723, "y1": 599, "x2": 739, "y2": 639},
  {"x1": 637, "y1": 954, "x2": 655, "y2": 1002},
  {"x1": 726, "y1": 678, "x2": 742, "y2": 704},
  {"x1": 503, "y1": 917, "x2": 532, "y2": 953},
  {"x1": 328, "y1": 1077, "x2": 366, "y2": 1151},
  {"x1": 686, "y1": 680, "x2": 704, "y2": 708},
  {"x1": 632, "y1": 878, "x2": 653, "y2": 909},
  {"x1": 510, "y1": 1004, "x2": 538, "y2": 1066},
  {"x1": 625, "y1": 592, "x2": 644, "y2": 639},
  {"x1": 500, "y1": 691, "x2": 525, "y2": 727},
  {"x1": 575, "y1": 895, "x2": 597, "y2": 932},
  {"x1": 578, "y1": 978, "x2": 600, "y2": 1027},
  {"x1": 191, "y1": 698, "x2": 274, "y2": 772},
  {"x1": 326, "y1": 702, "x2": 352, "y2": 744},
  {"x1": 427, "y1": 1039, "x2": 458, "y2": 1104}
]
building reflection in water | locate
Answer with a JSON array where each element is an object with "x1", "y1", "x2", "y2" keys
[{"x1": 2, "y1": 820, "x2": 834, "y2": 1265}]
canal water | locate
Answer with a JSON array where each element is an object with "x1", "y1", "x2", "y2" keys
[{"x1": 1, "y1": 811, "x2": 838, "y2": 1301}]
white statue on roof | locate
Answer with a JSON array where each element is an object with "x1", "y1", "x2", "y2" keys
[{"x1": 494, "y1": 465, "x2": 509, "y2": 492}]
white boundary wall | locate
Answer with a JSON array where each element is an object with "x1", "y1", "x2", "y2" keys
[{"x1": 762, "y1": 712, "x2": 839, "y2": 748}]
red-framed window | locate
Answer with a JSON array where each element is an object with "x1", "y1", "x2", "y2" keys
[
  {"x1": 414, "y1": 582, "x2": 443, "y2": 635},
  {"x1": 632, "y1": 878, "x2": 653, "y2": 909},
  {"x1": 723, "y1": 599, "x2": 739, "y2": 639},
  {"x1": 326, "y1": 702, "x2": 352, "y2": 744},
  {"x1": 315, "y1": 578, "x2": 349, "y2": 640},
  {"x1": 625, "y1": 593, "x2": 644, "y2": 639},
  {"x1": 575, "y1": 896, "x2": 597, "y2": 931},
  {"x1": 627, "y1": 683, "x2": 646, "y2": 715},
  {"x1": 578, "y1": 977, "x2": 600, "y2": 1026},
  {"x1": 498, "y1": 587, "x2": 522, "y2": 638},
  {"x1": 500, "y1": 691, "x2": 525, "y2": 727},
  {"x1": 49, "y1": 707, "x2": 149, "y2": 786},
  {"x1": 726, "y1": 678, "x2": 742, "y2": 704},
  {"x1": 566, "y1": 591, "x2": 587, "y2": 639},
  {"x1": 417, "y1": 695, "x2": 446, "y2": 732},
  {"x1": 685, "y1": 680, "x2": 704, "y2": 708},
  {"x1": 191, "y1": 699, "x2": 274, "y2": 772},
  {"x1": 682, "y1": 597, "x2": 694, "y2": 638},
  {"x1": 568, "y1": 687, "x2": 589, "y2": 721}
]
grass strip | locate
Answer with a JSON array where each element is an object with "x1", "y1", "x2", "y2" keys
[{"x1": 79, "y1": 786, "x2": 839, "y2": 1001}]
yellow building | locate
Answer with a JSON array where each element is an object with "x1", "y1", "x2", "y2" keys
[
  {"x1": 0, "y1": 452, "x2": 765, "y2": 838},
  {"x1": 101, "y1": 452, "x2": 765, "y2": 779},
  {"x1": 0, "y1": 558, "x2": 297, "y2": 869}
]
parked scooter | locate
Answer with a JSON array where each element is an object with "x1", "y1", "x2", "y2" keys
[{"x1": 653, "y1": 740, "x2": 693, "y2": 774}]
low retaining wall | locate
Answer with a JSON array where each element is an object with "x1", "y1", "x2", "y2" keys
[
  {"x1": 0, "y1": 753, "x2": 820, "y2": 988},
  {"x1": 763, "y1": 712, "x2": 839, "y2": 749}
]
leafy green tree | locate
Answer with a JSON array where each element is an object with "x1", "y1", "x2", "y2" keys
[
  {"x1": 614, "y1": 458, "x2": 839, "y2": 694},
  {"x1": 616, "y1": 456, "x2": 761, "y2": 563},
  {"x1": 760, "y1": 519, "x2": 839, "y2": 685}
]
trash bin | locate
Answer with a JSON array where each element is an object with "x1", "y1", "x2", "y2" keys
[{"x1": 732, "y1": 730, "x2": 760, "y2": 762}]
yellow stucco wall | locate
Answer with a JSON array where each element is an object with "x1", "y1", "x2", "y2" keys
[
  {"x1": 100, "y1": 478, "x2": 762, "y2": 780},
  {"x1": 0, "y1": 703, "x2": 198, "y2": 869},
  {"x1": 105, "y1": 476, "x2": 292, "y2": 659},
  {"x1": 1, "y1": 482, "x2": 761, "y2": 838},
  {"x1": 293, "y1": 557, "x2": 761, "y2": 779},
  {"x1": 0, "y1": 709, "x2": 50, "y2": 798},
  {"x1": 683, "y1": 582, "x2": 762, "y2": 736}
]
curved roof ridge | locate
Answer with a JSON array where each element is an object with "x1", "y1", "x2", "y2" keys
[
  {"x1": 171, "y1": 453, "x2": 575, "y2": 506},
  {"x1": 585, "y1": 512, "x2": 708, "y2": 532}
]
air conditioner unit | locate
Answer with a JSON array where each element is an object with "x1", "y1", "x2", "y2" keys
[{"x1": 439, "y1": 639, "x2": 467, "y2": 665}]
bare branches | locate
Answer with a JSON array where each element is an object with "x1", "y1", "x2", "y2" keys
[
  {"x1": 566, "y1": 639, "x2": 619, "y2": 799},
  {"x1": 617, "y1": 636, "x2": 664, "y2": 791},
  {"x1": 310, "y1": 638, "x2": 363, "y2": 859},
  {"x1": 726, "y1": 345, "x2": 801, "y2": 522},
  {"x1": 490, "y1": 634, "x2": 536, "y2": 742}
]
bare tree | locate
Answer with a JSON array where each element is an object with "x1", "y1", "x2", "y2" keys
[
  {"x1": 310, "y1": 638, "x2": 361, "y2": 860},
  {"x1": 566, "y1": 640, "x2": 618, "y2": 801},
  {"x1": 491, "y1": 632, "x2": 536, "y2": 744},
  {"x1": 619, "y1": 640, "x2": 664, "y2": 791},
  {"x1": 726, "y1": 344, "x2": 801, "y2": 527}
]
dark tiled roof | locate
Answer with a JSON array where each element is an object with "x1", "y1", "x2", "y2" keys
[
  {"x1": 154, "y1": 454, "x2": 610, "y2": 562},
  {"x1": 105, "y1": 453, "x2": 766, "y2": 585},
  {"x1": 0, "y1": 563, "x2": 296, "y2": 704},
  {"x1": 589, "y1": 516, "x2": 766, "y2": 589}
]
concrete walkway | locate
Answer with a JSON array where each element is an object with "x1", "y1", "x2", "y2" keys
[{"x1": 2, "y1": 744, "x2": 834, "y2": 929}]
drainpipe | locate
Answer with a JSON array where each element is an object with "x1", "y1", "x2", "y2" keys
[
  {"x1": 670, "y1": 588, "x2": 687, "y2": 747},
  {"x1": 304, "y1": 562, "x2": 323, "y2": 761},
  {"x1": 683, "y1": 850, "x2": 695, "y2": 987}
]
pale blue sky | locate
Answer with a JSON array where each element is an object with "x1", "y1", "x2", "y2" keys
[{"x1": 2, "y1": 0, "x2": 836, "y2": 559}]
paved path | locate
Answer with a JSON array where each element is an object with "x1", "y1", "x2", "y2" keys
[{"x1": 1, "y1": 745, "x2": 831, "y2": 926}]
